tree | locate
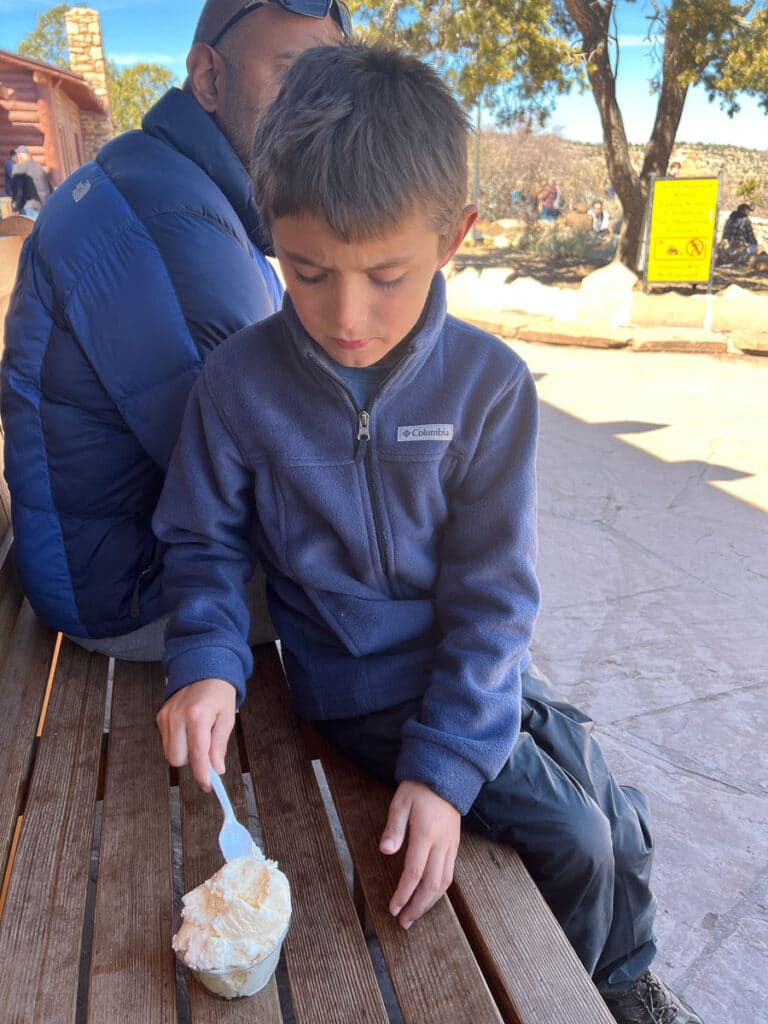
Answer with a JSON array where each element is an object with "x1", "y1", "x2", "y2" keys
[
  {"x1": 17, "y1": 4, "x2": 177, "y2": 136},
  {"x1": 349, "y1": 0, "x2": 768, "y2": 269},
  {"x1": 17, "y1": 3, "x2": 72, "y2": 68},
  {"x1": 108, "y1": 62, "x2": 177, "y2": 133}
]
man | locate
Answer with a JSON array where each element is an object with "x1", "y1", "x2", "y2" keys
[
  {"x1": 4, "y1": 149, "x2": 16, "y2": 197},
  {"x1": 1, "y1": 0, "x2": 349, "y2": 659},
  {"x1": 10, "y1": 145, "x2": 52, "y2": 218},
  {"x1": 718, "y1": 202, "x2": 761, "y2": 265}
]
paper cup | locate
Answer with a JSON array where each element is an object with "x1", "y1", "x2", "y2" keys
[{"x1": 179, "y1": 922, "x2": 289, "y2": 1000}]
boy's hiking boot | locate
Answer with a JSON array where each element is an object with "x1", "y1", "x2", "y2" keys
[{"x1": 604, "y1": 970, "x2": 704, "y2": 1024}]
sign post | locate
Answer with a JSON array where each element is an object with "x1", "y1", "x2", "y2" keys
[{"x1": 643, "y1": 175, "x2": 721, "y2": 291}]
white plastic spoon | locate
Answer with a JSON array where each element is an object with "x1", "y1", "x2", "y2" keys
[{"x1": 209, "y1": 768, "x2": 254, "y2": 862}]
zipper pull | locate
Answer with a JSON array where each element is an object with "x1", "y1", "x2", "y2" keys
[{"x1": 357, "y1": 410, "x2": 371, "y2": 441}]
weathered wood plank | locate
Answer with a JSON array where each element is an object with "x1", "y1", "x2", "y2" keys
[
  {"x1": 0, "y1": 601, "x2": 57, "y2": 882},
  {"x1": 87, "y1": 661, "x2": 176, "y2": 1024},
  {"x1": 451, "y1": 834, "x2": 616, "y2": 1024},
  {"x1": 0, "y1": 638, "x2": 107, "y2": 1024},
  {"x1": 239, "y1": 645, "x2": 389, "y2": 1024},
  {"x1": 179, "y1": 745, "x2": 283, "y2": 1023},
  {"x1": 319, "y1": 740, "x2": 505, "y2": 1024}
]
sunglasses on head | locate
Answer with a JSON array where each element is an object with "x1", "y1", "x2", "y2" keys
[{"x1": 209, "y1": 0, "x2": 351, "y2": 48}]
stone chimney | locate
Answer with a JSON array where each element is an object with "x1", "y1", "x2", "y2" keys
[{"x1": 65, "y1": 7, "x2": 114, "y2": 151}]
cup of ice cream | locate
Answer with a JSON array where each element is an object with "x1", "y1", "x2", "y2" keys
[{"x1": 173, "y1": 846, "x2": 291, "y2": 999}]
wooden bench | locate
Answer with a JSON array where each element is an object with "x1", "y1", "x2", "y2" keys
[{"x1": 0, "y1": 495, "x2": 615, "y2": 1023}]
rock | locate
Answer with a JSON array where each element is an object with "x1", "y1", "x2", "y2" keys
[
  {"x1": 575, "y1": 260, "x2": 638, "y2": 325},
  {"x1": 502, "y1": 276, "x2": 582, "y2": 320}
]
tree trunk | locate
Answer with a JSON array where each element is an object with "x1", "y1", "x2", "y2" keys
[{"x1": 564, "y1": 0, "x2": 689, "y2": 271}]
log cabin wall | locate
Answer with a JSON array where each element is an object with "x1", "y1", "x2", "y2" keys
[{"x1": 1, "y1": 43, "x2": 111, "y2": 190}]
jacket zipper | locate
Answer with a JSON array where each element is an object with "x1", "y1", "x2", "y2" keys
[
  {"x1": 308, "y1": 348, "x2": 417, "y2": 583},
  {"x1": 355, "y1": 409, "x2": 389, "y2": 576}
]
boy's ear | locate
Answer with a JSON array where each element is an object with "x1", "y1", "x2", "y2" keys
[
  {"x1": 186, "y1": 43, "x2": 225, "y2": 113},
  {"x1": 439, "y1": 204, "x2": 478, "y2": 267}
]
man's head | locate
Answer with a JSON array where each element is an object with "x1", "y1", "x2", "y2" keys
[
  {"x1": 186, "y1": 0, "x2": 349, "y2": 168},
  {"x1": 592, "y1": 200, "x2": 603, "y2": 213},
  {"x1": 737, "y1": 203, "x2": 753, "y2": 217},
  {"x1": 15, "y1": 146, "x2": 29, "y2": 162},
  {"x1": 9, "y1": 149, "x2": 16, "y2": 161},
  {"x1": 252, "y1": 44, "x2": 476, "y2": 367},
  {"x1": 668, "y1": 161, "x2": 681, "y2": 177}
]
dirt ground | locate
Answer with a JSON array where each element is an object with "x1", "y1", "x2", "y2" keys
[{"x1": 453, "y1": 244, "x2": 768, "y2": 296}]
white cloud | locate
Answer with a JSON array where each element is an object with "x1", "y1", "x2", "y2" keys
[{"x1": 110, "y1": 51, "x2": 186, "y2": 68}]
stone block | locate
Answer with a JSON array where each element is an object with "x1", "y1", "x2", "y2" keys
[
  {"x1": 732, "y1": 332, "x2": 768, "y2": 355},
  {"x1": 517, "y1": 319, "x2": 632, "y2": 348},
  {"x1": 456, "y1": 311, "x2": 532, "y2": 339},
  {"x1": 629, "y1": 292, "x2": 713, "y2": 329},
  {"x1": 630, "y1": 327, "x2": 728, "y2": 353},
  {"x1": 711, "y1": 284, "x2": 768, "y2": 332}
]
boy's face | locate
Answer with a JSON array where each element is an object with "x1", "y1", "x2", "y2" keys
[{"x1": 271, "y1": 206, "x2": 476, "y2": 368}]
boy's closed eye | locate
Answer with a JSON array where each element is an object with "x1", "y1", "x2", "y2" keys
[{"x1": 292, "y1": 268, "x2": 407, "y2": 291}]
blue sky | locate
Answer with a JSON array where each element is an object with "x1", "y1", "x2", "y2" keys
[{"x1": 1, "y1": 0, "x2": 766, "y2": 148}]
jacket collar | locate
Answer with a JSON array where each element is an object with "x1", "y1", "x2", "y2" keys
[
  {"x1": 282, "y1": 271, "x2": 448, "y2": 386},
  {"x1": 142, "y1": 88, "x2": 268, "y2": 250}
]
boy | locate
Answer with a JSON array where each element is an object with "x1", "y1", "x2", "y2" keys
[{"x1": 154, "y1": 44, "x2": 702, "y2": 1024}]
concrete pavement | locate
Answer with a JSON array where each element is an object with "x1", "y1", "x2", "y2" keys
[{"x1": 516, "y1": 340, "x2": 767, "y2": 1024}]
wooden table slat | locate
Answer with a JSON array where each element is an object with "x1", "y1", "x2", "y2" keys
[
  {"x1": 87, "y1": 660, "x2": 177, "y2": 1024},
  {"x1": 240, "y1": 646, "x2": 389, "y2": 1024},
  {"x1": 452, "y1": 834, "x2": 616, "y2": 1024},
  {"x1": 319, "y1": 742, "x2": 505, "y2": 1024},
  {"x1": 179, "y1": 747, "x2": 283, "y2": 1022},
  {"x1": 0, "y1": 601, "x2": 57, "y2": 881},
  {"x1": 0, "y1": 638, "x2": 108, "y2": 1024}
]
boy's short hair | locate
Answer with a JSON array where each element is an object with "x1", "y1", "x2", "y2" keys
[{"x1": 252, "y1": 43, "x2": 470, "y2": 247}]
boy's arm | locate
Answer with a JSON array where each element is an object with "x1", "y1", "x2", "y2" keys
[
  {"x1": 153, "y1": 369, "x2": 257, "y2": 783},
  {"x1": 397, "y1": 362, "x2": 541, "y2": 816},
  {"x1": 381, "y1": 362, "x2": 540, "y2": 927}
]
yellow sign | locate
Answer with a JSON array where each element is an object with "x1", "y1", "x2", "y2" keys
[{"x1": 646, "y1": 177, "x2": 720, "y2": 283}]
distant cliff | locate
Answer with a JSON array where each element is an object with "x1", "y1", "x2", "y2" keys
[{"x1": 477, "y1": 133, "x2": 767, "y2": 221}]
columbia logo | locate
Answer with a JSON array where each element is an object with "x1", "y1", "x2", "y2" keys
[
  {"x1": 397, "y1": 424, "x2": 454, "y2": 442},
  {"x1": 72, "y1": 180, "x2": 91, "y2": 203}
]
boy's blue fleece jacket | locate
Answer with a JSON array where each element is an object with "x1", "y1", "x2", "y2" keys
[{"x1": 154, "y1": 274, "x2": 541, "y2": 813}]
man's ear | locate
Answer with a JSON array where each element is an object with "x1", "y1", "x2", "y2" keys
[
  {"x1": 439, "y1": 204, "x2": 478, "y2": 267},
  {"x1": 186, "y1": 43, "x2": 225, "y2": 113}
]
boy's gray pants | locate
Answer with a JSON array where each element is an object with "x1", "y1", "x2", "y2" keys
[{"x1": 313, "y1": 663, "x2": 657, "y2": 995}]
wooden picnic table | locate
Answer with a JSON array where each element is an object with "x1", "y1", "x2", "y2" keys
[{"x1": 0, "y1": 491, "x2": 615, "y2": 1024}]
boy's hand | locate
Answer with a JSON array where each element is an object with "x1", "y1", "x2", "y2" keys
[
  {"x1": 156, "y1": 678, "x2": 237, "y2": 790},
  {"x1": 379, "y1": 781, "x2": 461, "y2": 929}
]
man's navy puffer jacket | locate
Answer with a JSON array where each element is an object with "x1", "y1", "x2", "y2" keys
[{"x1": 1, "y1": 89, "x2": 281, "y2": 638}]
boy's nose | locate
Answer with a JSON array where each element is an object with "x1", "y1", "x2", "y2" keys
[{"x1": 329, "y1": 282, "x2": 366, "y2": 335}]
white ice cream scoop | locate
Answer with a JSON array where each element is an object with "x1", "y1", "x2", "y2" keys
[{"x1": 209, "y1": 768, "x2": 255, "y2": 862}]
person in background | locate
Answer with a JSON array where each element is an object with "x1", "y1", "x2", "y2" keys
[
  {"x1": 1, "y1": 0, "x2": 349, "y2": 660},
  {"x1": 153, "y1": 42, "x2": 703, "y2": 1024},
  {"x1": 667, "y1": 160, "x2": 682, "y2": 178},
  {"x1": 537, "y1": 177, "x2": 561, "y2": 221},
  {"x1": 590, "y1": 198, "x2": 610, "y2": 238},
  {"x1": 10, "y1": 145, "x2": 51, "y2": 218},
  {"x1": 717, "y1": 202, "x2": 762, "y2": 265},
  {"x1": 4, "y1": 149, "x2": 17, "y2": 197}
]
